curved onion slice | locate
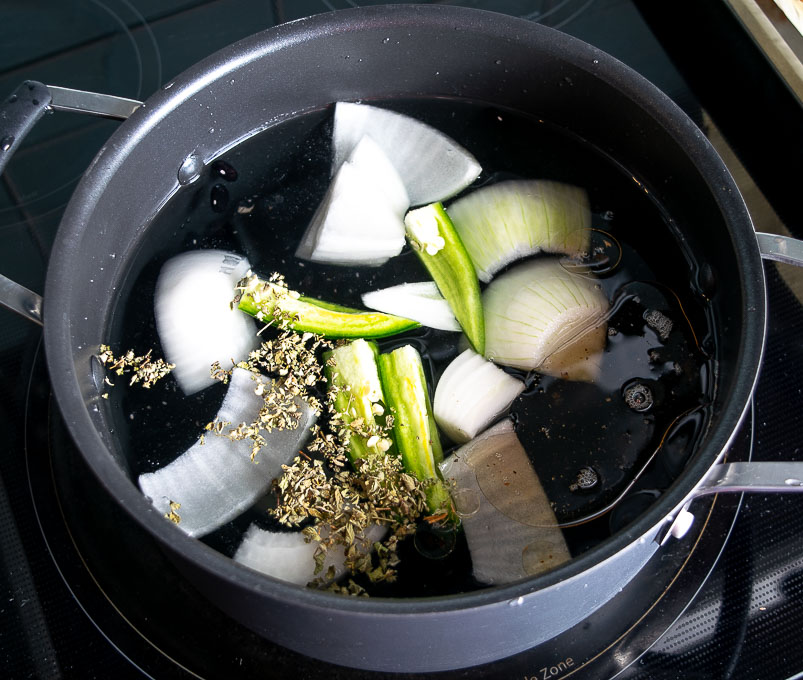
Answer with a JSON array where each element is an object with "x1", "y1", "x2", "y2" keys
[
  {"x1": 295, "y1": 135, "x2": 409, "y2": 266},
  {"x1": 361, "y1": 281, "x2": 460, "y2": 332},
  {"x1": 332, "y1": 102, "x2": 482, "y2": 206},
  {"x1": 447, "y1": 180, "x2": 591, "y2": 282},
  {"x1": 433, "y1": 349, "x2": 524, "y2": 443},
  {"x1": 155, "y1": 250, "x2": 257, "y2": 395},
  {"x1": 234, "y1": 523, "x2": 387, "y2": 586},
  {"x1": 438, "y1": 420, "x2": 570, "y2": 585},
  {"x1": 483, "y1": 258, "x2": 608, "y2": 380},
  {"x1": 138, "y1": 368, "x2": 316, "y2": 537}
]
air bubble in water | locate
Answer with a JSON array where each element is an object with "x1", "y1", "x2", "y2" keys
[
  {"x1": 560, "y1": 228, "x2": 622, "y2": 276},
  {"x1": 644, "y1": 309, "x2": 673, "y2": 341},
  {"x1": 569, "y1": 466, "x2": 599, "y2": 492},
  {"x1": 453, "y1": 487, "x2": 480, "y2": 517},
  {"x1": 623, "y1": 382, "x2": 654, "y2": 412},
  {"x1": 414, "y1": 523, "x2": 457, "y2": 559}
]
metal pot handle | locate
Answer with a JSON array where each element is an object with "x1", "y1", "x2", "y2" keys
[
  {"x1": 662, "y1": 461, "x2": 803, "y2": 544},
  {"x1": 696, "y1": 461, "x2": 803, "y2": 495},
  {"x1": 0, "y1": 81, "x2": 142, "y2": 325},
  {"x1": 690, "y1": 233, "x2": 803, "y2": 502},
  {"x1": 755, "y1": 232, "x2": 803, "y2": 266}
]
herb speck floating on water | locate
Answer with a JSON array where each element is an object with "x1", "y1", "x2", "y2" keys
[{"x1": 98, "y1": 344, "x2": 175, "y2": 389}]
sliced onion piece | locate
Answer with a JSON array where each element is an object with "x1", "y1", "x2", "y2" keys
[
  {"x1": 332, "y1": 102, "x2": 482, "y2": 206},
  {"x1": 483, "y1": 258, "x2": 608, "y2": 380},
  {"x1": 296, "y1": 135, "x2": 409, "y2": 266},
  {"x1": 433, "y1": 349, "x2": 524, "y2": 443},
  {"x1": 138, "y1": 368, "x2": 316, "y2": 537},
  {"x1": 234, "y1": 523, "x2": 387, "y2": 586},
  {"x1": 361, "y1": 281, "x2": 460, "y2": 332},
  {"x1": 155, "y1": 250, "x2": 258, "y2": 395},
  {"x1": 447, "y1": 180, "x2": 591, "y2": 282},
  {"x1": 438, "y1": 419, "x2": 570, "y2": 585}
]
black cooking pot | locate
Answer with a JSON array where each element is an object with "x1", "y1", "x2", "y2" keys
[{"x1": 2, "y1": 5, "x2": 803, "y2": 673}]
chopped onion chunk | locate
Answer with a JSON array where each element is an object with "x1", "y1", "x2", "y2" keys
[
  {"x1": 439, "y1": 420, "x2": 570, "y2": 584},
  {"x1": 295, "y1": 135, "x2": 409, "y2": 266},
  {"x1": 433, "y1": 349, "x2": 525, "y2": 443},
  {"x1": 138, "y1": 368, "x2": 316, "y2": 537},
  {"x1": 332, "y1": 102, "x2": 482, "y2": 206},
  {"x1": 361, "y1": 281, "x2": 460, "y2": 332},
  {"x1": 483, "y1": 257, "x2": 608, "y2": 380},
  {"x1": 154, "y1": 250, "x2": 257, "y2": 395},
  {"x1": 448, "y1": 180, "x2": 591, "y2": 282},
  {"x1": 234, "y1": 523, "x2": 386, "y2": 586}
]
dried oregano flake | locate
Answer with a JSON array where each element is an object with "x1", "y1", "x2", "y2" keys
[
  {"x1": 165, "y1": 500, "x2": 182, "y2": 524},
  {"x1": 98, "y1": 344, "x2": 174, "y2": 388},
  {"x1": 272, "y1": 417, "x2": 431, "y2": 589},
  {"x1": 204, "y1": 326, "x2": 332, "y2": 462}
]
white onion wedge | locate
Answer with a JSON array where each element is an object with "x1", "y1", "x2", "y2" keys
[
  {"x1": 361, "y1": 281, "x2": 460, "y2": 332},
  {"x1": 155, "y1": 250, "x2": 258, "y2": 395},
  {"x1": 447, "y1": 180, "x2": 591, "y2": 282},
  {"x1": 295, "y1": 135, "x2": 409, "y2": 266},
  {"x1": 234, "y1": 523, "x2": 387, "y2": 586},
  {"x1": 433, "y1": 349, "x2": 525, "y2": 443},
  {"x1": 483, "y1": 258, "x2": 608, "y2": 380},
  {"x1": 138, "y1": 368, "x2": 316, "y2": 537},
  {"x1": 332, "y1": 102, "x2": 482, "y2": 206},
  {"x1": 438, "y1": 420, "x2": 570, "y2": 585}
]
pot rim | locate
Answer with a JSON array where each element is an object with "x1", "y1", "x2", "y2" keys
[{"x1": 42, "y1": 4, "x2": 766, "y2": 615}]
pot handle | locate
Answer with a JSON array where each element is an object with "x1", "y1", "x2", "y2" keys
[
  {"x1": 756, "y1": 232, "x2": 803, "y2": 267},
  {"x1": 660, "y1": 460, "x2": 803, "y2": 544},
  {"x1": 0, "y1": 81, "x2": 142, "y2": 325},
  {"x1": 694, "y1": 461, "x2": 803, "y2": 496}
]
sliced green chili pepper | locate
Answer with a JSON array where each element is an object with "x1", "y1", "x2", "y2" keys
[
  {"x1": 237, "y1": 276, "x2": 419, "y2": 338},
  {"x1": 324, "y1": 339, "x2": 394, "y2": 465},
  {"x1": 377, "y1": 345, "x2": 452, "y2": 516},
  {"x1": 404, "y1": 202, "x2": 485, "y2": 354}
]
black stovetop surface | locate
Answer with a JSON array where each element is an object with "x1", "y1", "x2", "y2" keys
[{"x1": 1, "y1": 2, "x2": 802, "y2": 678}]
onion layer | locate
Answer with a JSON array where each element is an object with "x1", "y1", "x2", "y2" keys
[
  {"x1": 438, "y1": 420, "x2": 570, "y2": 585},
  {"x1": 433, "y1": 349, "x2": 524, "y2": 443},
  {"x1": 361, "y1": 281, "x2": 460, "y2": 332},
  {"x1": 138, "y1": 368, "x2": 316, "y2": 537},
  {"x1": 332, "y1": 102, "x2": 482, "y2": 206},
  {"x1": 482, "y1": 258, "x2": 608, "y2": 380},
  {"x1": 295, "y1": 135, "x2": 409, "y2": 266},
  {"x1": 234, "y1": 523, "x2": 386, "y2": 586},
  {"x1": 447, "y1": 180, "x2": 591, "y2": 282},
  {"x1": 154, "y1": 250, "x2": 257, "y2": 395}
]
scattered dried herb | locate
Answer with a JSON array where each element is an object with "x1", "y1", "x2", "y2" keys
[
  {"x1": 98, "y1": 344, "x2": 174, "y2": 388},
  {"x1": 273, "y1": 442, "x2": 430, "y2": 589},
  {"x1": 270, "y1": 362, "x2": 445, "y2": 590},
  {"x1": 165, "y1": 500, "x2": 181, "y2": 524},
  {"x1": 204, "y1": 324, "x2": 332, "y2": 462}
]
